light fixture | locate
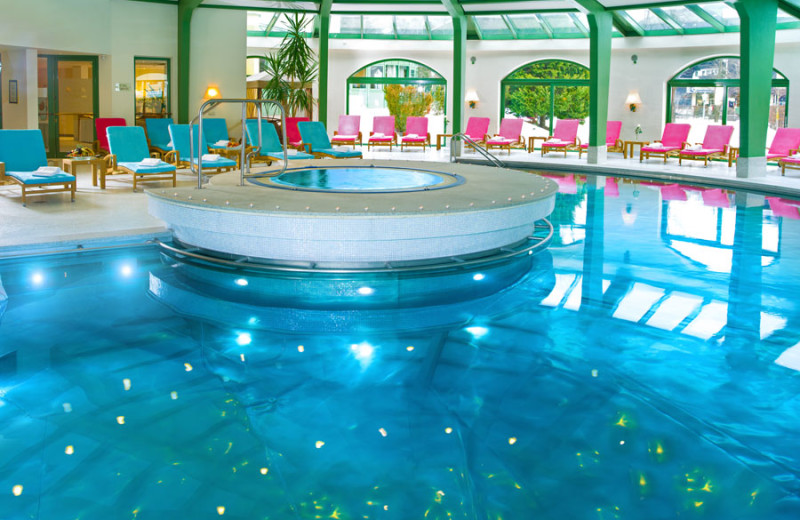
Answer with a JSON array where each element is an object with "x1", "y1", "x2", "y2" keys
[
  {"x1": 631, "y1": 54, "x2": 638, "y2": 65},
  {"x1": 465, "y1": 88, "x2": 480, "y2": 109},
  {"x1": 470, "y1": 56, "x2": 476, "y2": 64},
  {"x1": 205, "y1": 85, "x2": 221, "y2": 99},
  {"x1": 625, "y1": 91, "x2": 642, "y2": 112}
]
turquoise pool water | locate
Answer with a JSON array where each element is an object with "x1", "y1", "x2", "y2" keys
[
  {"x1": 267, "y1": 167, "x2": 454, "y2": 192},
  {"x1": 2, "y1": 173, "x2": 800, "y2": 519}
]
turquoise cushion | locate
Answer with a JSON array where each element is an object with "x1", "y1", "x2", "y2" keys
[
  {"x1": 118, "y1": 161, "x2": 176, "y2": 174},
  {"x1": 145, "y1": 118, "x2": 174, "y2": 150},
  {"x1": 298, "y1": 121, "x2": 332, "y2": 150},
  {"x1": 202, "y1": 118, "x2": 230, "y2": 145},
  {"x1": 263, "y1": 151, "x2": 315, "y2": 161},
  {"x1": 317, "y1": 148, "x2": 363, "y2": 158},
  {"x1": 168, "y1": 124, "x2": 211, "y2": 160},
  {"x1": 8, "y1": 170, "x2": 75, "y2": 185},
  {"x1": 192, "y1": 157, "x2": 237, "y2": 168},
  {"x1": 0, "y1": 130, "x2": 49, "y2": 171},
  {"x1": 108, "y1": 126, "x2": 152, "y2": 162}
]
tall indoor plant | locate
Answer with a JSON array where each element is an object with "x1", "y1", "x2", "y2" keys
[{"x1": 261, "y1": 14, "x2": 318, "y2": 117}]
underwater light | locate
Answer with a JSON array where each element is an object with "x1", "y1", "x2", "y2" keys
[
  {"x1": 31, "y1": 272, "x2": 44, "y2": 286},
  {"x1": 357, "y1": 286, "x2": 375, "y2": 295},
  {"x1": 465, "y1": 326, "x2": 489, "y2": 338},
  {"x1": 120, "y1": 264, "x2": 133, "y2": 277},
  {"x1": 235, "y1": 278, "x2": 248, "y2": 287},
  {"x1": 473, "y1": 273, "x2": 486, "y2": 281},
  {"x1": 236, "y1": 333, "x2": 252, "y2": 346}
]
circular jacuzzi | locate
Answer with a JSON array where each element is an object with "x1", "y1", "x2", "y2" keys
[
  {"x1": 258, "y1": 167, "x2": 463, "y2": 193},
  {"x1": 146, "y1": 160, "x2": 558, "y2": 268}
]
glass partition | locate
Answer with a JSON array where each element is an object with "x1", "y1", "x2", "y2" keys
[{"x1": 134, "y1": 57, "x2": 170, "y2": 127}]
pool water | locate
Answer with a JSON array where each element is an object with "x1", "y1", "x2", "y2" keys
[
  {"x1": 2, "y1": 173, "x2": 800, "y2": 519},
  {"x1": 268, "y1": 167, "x2": 452, "y2": 192}
]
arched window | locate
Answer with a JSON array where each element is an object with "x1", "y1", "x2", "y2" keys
[
  {"x1": 667, "y1": 57, "x2": 788, "y2": 146},
  {"x1": 500, "y1": 60, "x2": 590, "y2": 143},
  {"x1": 347, "y1": 59, "x2": 447, "y2": 135}
]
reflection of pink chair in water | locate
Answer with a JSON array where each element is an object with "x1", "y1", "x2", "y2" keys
[
  {"x1": 660, "y1": 184, "x2": 687, "y2": 201},
  {"x1": 767, "y1": 197, "x2": 800, "y2": 219},
  {"x1": 540, "y1": 173, "x2": 578, "y2": 194},
  {"x1": 605, "y1": 177, "x2": 619, "y2": 197},
  {"x1": 701, "y1": 188, "x2": 731, "y2": 208}
]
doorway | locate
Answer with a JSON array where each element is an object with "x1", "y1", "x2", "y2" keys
[{"x1": 38, "y1": 55, "x2": 99, "y2": 157}]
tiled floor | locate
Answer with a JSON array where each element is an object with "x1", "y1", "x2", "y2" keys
[{"x1": 2, "y1": 147, "x2": 799, "y2": 254}]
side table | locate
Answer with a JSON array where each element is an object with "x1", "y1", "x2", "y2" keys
[
  {"x1": 436, "y1": 134, "x2": 453, "y2": 151},
  {"x1": 728, "y1": 146, "x2": 739, "y2": 167},
  {"x1": 623, "y1": 140, "x2": 650, "y2": 160},
  {"x1": 63, "y1": 156, "x2": 109, "y2": 189},
  {"x1": 528, "y1": 136, "x2": 547, "y2": 153}
]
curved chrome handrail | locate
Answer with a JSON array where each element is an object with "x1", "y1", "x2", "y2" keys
[
  {"x1": 191, "y1": 99, "x2": 288, "y2": 188},
  {"x1": 449, "y1": 133, "x2": 505, "y2": 168}
]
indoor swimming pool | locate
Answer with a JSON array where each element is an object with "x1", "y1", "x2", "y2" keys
[{"x1": 2, "y1": 173, "x2": 800, "y2": 519}]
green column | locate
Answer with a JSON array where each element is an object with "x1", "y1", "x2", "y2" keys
[
  {"x1": 734, "y1": 0, "x2": 778, "y2": 177},
  {"x1": 318, "y1": 0, "x2": 332, "y2": 127},
  {"x1": 451, "y1": 15, "x2": 466, "y2": 137},
  {"x1": 586, "y1": 12, "x2": 612, "y2": 163},
  {"x1": 177, "y1": 0, "x2": 203, "y2": 124}
]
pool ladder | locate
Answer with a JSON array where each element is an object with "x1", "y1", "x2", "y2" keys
[
  {"x1": 190, "y1": 98, "x2": 288, "y2": 189},
  {"x1": 449, "y1": 133, "x2": 505, "y2": 168}
]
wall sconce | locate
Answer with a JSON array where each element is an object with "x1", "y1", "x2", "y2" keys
[
  {"x1": 631, "y1": 54, "x2": 638, "y2": 65},
  {"x1": 465, "y1": 88, "x2": 479, "y2": 109},
  {"x1": 205, "y1": 85, "x2": 221, "y2": 99},
  {"x1": 470, "y1": 56, "x2": 476, "y2": 65},
  {"x1": 625, "y1": 91, "x2": 642, "y2": 112}
]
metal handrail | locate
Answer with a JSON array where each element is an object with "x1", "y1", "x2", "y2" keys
[
  {"x1": 449, "y1": 133, "x2": 505, "y2": 168},
  {"x1": 191, "y1": 98, "x2": 288, "y2": 189}
]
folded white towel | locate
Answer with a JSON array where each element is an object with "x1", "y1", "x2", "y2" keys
[
  {"x1": 201, "y1": 154, "x2": 221, "y2": 161},
  {"x1": 648, "y1": 142, "x2": 664, "y2": 149},
  {"x1": 405, "y1": 134, "x2": 419, "y2": 139},
  {"x1": 287, "y1": 149, "x2": 297, "y2": 156},
  {"x1": 214, "y1": 140, "x2": 229, "y2": 147},
  {"x1": 686, "y1": 144, "x2": 702, "y2": 151},
  {"x1": 36, "y1": 166, "x2": 59, "y2": 174},
  {"x1": 372, "y1": 133, "x2": 385, "y2": 138},
  {"x1": 334, "y1": 134, "x2": 358, "y2": 140},
  {"x1": 140, "y1": 158, "x2": 161, "y2": 166},
  {"x1": 791, "y1": 153, "x2": 800, "y2": 159},
  {"x1": 544, "y1": 139, "x2": 563, "y2": 145}
]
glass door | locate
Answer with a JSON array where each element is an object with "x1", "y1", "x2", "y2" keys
[
  {"x1": 553, "y1": 85, "x2": 590, "y2": 144},
  {"x1": 39, "y1": 55, "x2": 98, "y2": 157},
  {"x1": 134, "y1": 57, "x2": 170, "y2": 127}
]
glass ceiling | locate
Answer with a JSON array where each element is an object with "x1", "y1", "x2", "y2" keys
[{"x1": 246, "y1": 2, "x2": 800, "y2": 40}]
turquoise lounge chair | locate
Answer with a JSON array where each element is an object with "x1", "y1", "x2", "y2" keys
[
  {"x1": 244, "y1": 119, "x2": 314, "y2": 164},
  {"x1": 145, "y1": 118, "x2": 174, "y2": 157},
  {"x1": 167, "y1": 124, "x2": 237, "y2": 174},
  {"x1": 0, "y1": 129, "x2": 76, "y2": 207},
  {"x1": 106, "y1": 126, "x2": 177, "y2": 191},
  {"x1": 202, "y1": 118, "x2": 231, "y2": 147},
  {"x1": 297, "y1": 121, "x2": 363, "y2": 159}
]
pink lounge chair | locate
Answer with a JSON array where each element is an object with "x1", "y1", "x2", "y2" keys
[
  {"x1": 767, "y1": 127, "x2": 800, "y2": 160},
  {"x1": 367, "y1": 116, "x2": 397, "y2": 151},
  {"x1": 578, "y1": 121, "x2": 623, "y2": 159},
  {"x1": 285, "y1": 116, "x2": 310, "y2": 150},
  {"x1": 95, "y1": 117, "x2": 127, "y2": 154},
  {"x1": 330, "y1": 115, "x2": 362, "y2": 147},
  {"x1": 541, "y1": 119, "x2": 581, "y2": 157},
  {"x1": 463, "y1": 117, "x2": 490, "y2": 151},
  {"x1": 640, "y1": 123, "x2": 691, "y2": 163},
  {"x1": 779, "y1": 152, "x2": 800, "y2": 176},
  {"x1": 678, "y1": 125, "x2": 734, "y2": 167},
  {"x1": 400, "y1": 116, "x2": 429, "y2": 151},
  {"x1": 485, "y1": 118, "x2": 524, "y2": 154}
]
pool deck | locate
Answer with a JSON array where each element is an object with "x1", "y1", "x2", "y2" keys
[{"x1": 1, "y1": 146, "x2": 799, "y2": 255}]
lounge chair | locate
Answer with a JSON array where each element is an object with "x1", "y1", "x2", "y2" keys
[
  {"x1": 167, "y1": 124, "x2": 237, "y2": 174},
  {"x1": 286, "y1": 116, "x2": 310, "y2": 150},
  {"x1": 640, "y1": 123, "x2": 691, "y2": 163},
  {"x1": 767, "y1": 128, "x2": 800, "y2": 170},
  {"x1": 297, "y1": 121, "x2": 363, "y2": 159},
  {"x1": 541, "y1": 119, "x2": 581, "y2": 157},
  {"x1": 486, "y1": 118, "x2": 525, "y2": 154},
  {"x1": 367, "y1": 116, "x2": 397, "y2": 151},
  {"x1": 399, "y1": 117, "x2": 430, "y2": 151},
  {"x1": 106, "y1": 126, "x2": 177, "y2": 191},
  {"x1": 678, "y1": 125, "x2": 734, "y2": 167},
  {"x1": 0, "y1": 129, "x2": 76, "y2": 207},
  {"x1": 779, "y1": 151, "x2": 800, "y2": 176},
  {"x1": 145, "y1": 118, "x2": 174, "y2": 157},
  {"x1": 95, "y1": 117, "x2": 126, "y2": 154},
  {"x1": 578, "y1": 121, "x2": 623, "y2": 158},
  {"x1": 202, "y1": 118, "x2": 232, "y2": 149},
  {"x1": 330, "y1": 115, "x2": 362, "y2": 147},
  {"x1": 244, "y1": 119, "x2": 315, "y2": 164},
  {"x1": 463, "y1": 117, "x2": 491, "y2": 151}
]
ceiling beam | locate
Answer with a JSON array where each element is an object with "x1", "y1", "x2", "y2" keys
[
  {"x1": 779, "y1": 0, "x2": 800, "y2": 20},
  {"x1": 439, "y1": 0, "x2": 466, "y2": 18}
]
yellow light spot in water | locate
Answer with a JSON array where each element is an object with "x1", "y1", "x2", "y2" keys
[
  {"x1": 639, "y1": 475, "x2": 647, "y2": 487},
  {"x1": 221, "y1": 411, "x2": 226, "y2": 417},
  {"x1": 378, "y1": 428, "x2": 388, "y2": 437},
  {"x1": 656, "y1": 444, "x2": 664, "y2": 455},
  {"x1": 445, "y1": 427, "x2": 453, "y2": 434},
  {"x1": 701, "y1": 481, "x2": 713, "y2": 493},
  {"x1": 63, "y1": 402, "x2": 72, "y2": 413},
  {"x1": 298, "y1": 345, "x2": 305, "y2": 352},
  {"x1": 170, "y1": 391, "x2": 178, "y2": 400},
  {"x1": 260, "y1": 467, "x2": 268, "y2": 475},
  {"x1": 694, "y1": 502, "x2": 703, "y2": 508},
  {"x1": 514, "y1": 482, "x2": 521, "y2": 489},
  {"x1": 508, "y1": 437, "x2": 517, "y2": 445},
  {"x1": 316, "y1": 441, "x2": 325, "y2": 449},
  {"x1": 117, "y1": 416, "x2": 125, "y2": 425},
  {"x1": 366, "y1": 501, "x2": 373, "y2": 506},
  {"x1": 184, "y1": 363, "x2": 193, "y2": 372},
  {"x1": 384, "y1": 505, "x2": 388, "y2": 511},
  {"x1": 407, "y1": 346, "x2": 414, "y2": 351},
  {"x1": 217, "y1": 505, "x2": 225, "y2": 515},
  {"x1": 133, "y1": 508, "x2": 140, "y2": 517},
  {"x1": 330, "y1": 508, "x2": 341, "y2": 519},
  {"x1": 240, "y1": 354, "x2": 246, "y2": 362},
  {"x1": 615, "y1": 415, "x2": 628, "y2": 427},
  {"x1": 12, "y1": 485, "x2": 23, "y2": 496},
  {"x1": 224, "y1": 442, "x2": 232, "y2": 454},
  {"x1": 123, "y1": 378, "x2": 131, "y2": 391},
  {"x1": 65, "y1": 445, "x2": 74, "y2": 455}
]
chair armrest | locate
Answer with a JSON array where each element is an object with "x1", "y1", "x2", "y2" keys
[
  {"x1": 303, "y1": 143, "x2": 313, "y2": 154},
  {"x1": 104, "y1": 154, "x2": 117, "y2": 171},
  {"x1": 164, "y1": 150, "x2": 179, "y2": 164},
  {"x1": 47, "y1": 158, "x2": 64, "y2": 168},
  {"x1": 615, "y1": 139, "x2": 624, "y2": 148},
  {"x1": 357, "y1": 131, "x2": 363, "y2": 144},
  {"x1": 150, "y1": 151, "x2": 161, "y2": 158},
  {"x1": 0, "y1": 161, "x2": 5, "y2": 180},
  {"x1": 333, "y1": 130, "x2": 339, "y2": 136}
]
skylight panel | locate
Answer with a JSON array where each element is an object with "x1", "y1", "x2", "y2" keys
[
  {"x1": 395, "y1": 15, "x2": 427, "y2": 37},
  {"x1": 541, "y1": 13, "x2": 582, "y2": 34},
  {"x1": 658, "y1": 6, "x2": 713, "y2": 29},
  {"x1": 362, "y1": 15, "x2": 394, "y2": 37},
  {"x1": 330, "y1": 15, "x2": 361, "y2": 36},
  {"x1": 427, "y1": 16, "x2": 453, "y2": 39},
  {"x1": 697, "y1": 2, "x2": 739, "y2": 27},
  {"x1": 474, "y1": 15, "x2": 513, "y2": 38},
  {"x1": 777, "y1": 8, "x2": 798, "y2": 25},
  {"x1": 626, "y1": 9, "x2": 672, "y2": 31},
  {"x1": 247, "y1": 11, "x2": 273, "y2": 32},
  {"x1": 507, "y1": 14, "x2": 546, "y2": 38}
]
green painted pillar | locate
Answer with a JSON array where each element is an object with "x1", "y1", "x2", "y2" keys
[
  {"x1": 586, "y1": 11, "x2": 613, "y2": 164},
  {"x1": 318, "y1": 0, "x2": 332, "y2": 127},
  {"x1": 734, "y1": 0, "x2": 778, "y2": 178},
  {"x1": 451, "y1": 15, "x2": 467, "y2": 139},
  {"x1": 177, "y1": 0, "x2": 203, "y2": 124}
]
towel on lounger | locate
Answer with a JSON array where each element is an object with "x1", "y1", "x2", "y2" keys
[
  {"x1": 201, "y1": 154, "x2": 221, "y2": 161},
  {"x1": 648, "y1": 142, "x2": 665, "y2": 149},
  {"x1": 33, "y1": 166, "x2": 63, "y2": 177},
  {"x1": 140, "y1": 158, "x2": 161, "y2": 166}
]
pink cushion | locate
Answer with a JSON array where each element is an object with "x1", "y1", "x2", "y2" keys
[
  {"x1": 337, "y1": 115, "x2": 360, "y2": 136},
  {"x1": 464, "y1": 117, "x2": 490, "y2": 141},
  {"x1": 680, "y1": 148, "x2": 724, "y2": 156},
  {"x1": 700, "y1": 125, "x2": 734, "y2": 149},
  {"x1": 332, "y1": 134, "x2": 358, "y2": 141},
  {"x1": 660, "y1": 123, "x2": 691, "y2": 148},
  {"x1": 768, "y1": 128, "x2": 800, "y2": 155},
  {"x1": 405, "y1": 116, "x2": 428, "y2": 136},
  {"x1": 496, "y1": 118, "x2": 523, "y2": 140},
  {"x1": 552, "y1": 119, "x2": 580, "y2": 142},
  {"x1": 95, "y1": 118, "x2": 127, "y2": 152},
  {"x1": 642, "y1": 145, "x2": 680, "y2": 153},
  {"x1": 286, "y1": 117, "x2": 310, "y2": 145},
  {"x1": 372, "y1": 116, "x2": 396, "y2": 136},
  {"x1": 781, "y1": 156, "x2": 800, "y2": 164},
  {"x1": 402, "y1": 136, "x2": 427, "y2": 143},
  {"x1": 606, "y1": 121, "x2": 622, "y2": 144},
  {"x1": 543, "y1": 141, "x2": 570, "y2": 148},
  {"x1": 368, "y1": 136, "x2": 393, "y2": 142}
]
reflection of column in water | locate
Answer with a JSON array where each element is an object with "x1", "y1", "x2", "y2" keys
[{"x1": 582, "y1": 176, "x2": 605, "y2": 310}]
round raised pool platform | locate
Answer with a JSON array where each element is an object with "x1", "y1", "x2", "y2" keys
[{"x1": 146, "y1": 160, "x2": 558, "y2": 268}]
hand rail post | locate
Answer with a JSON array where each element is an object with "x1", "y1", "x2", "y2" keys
[{"x1": 449, "y1": 132, "x2": 505, "y2": 168}]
